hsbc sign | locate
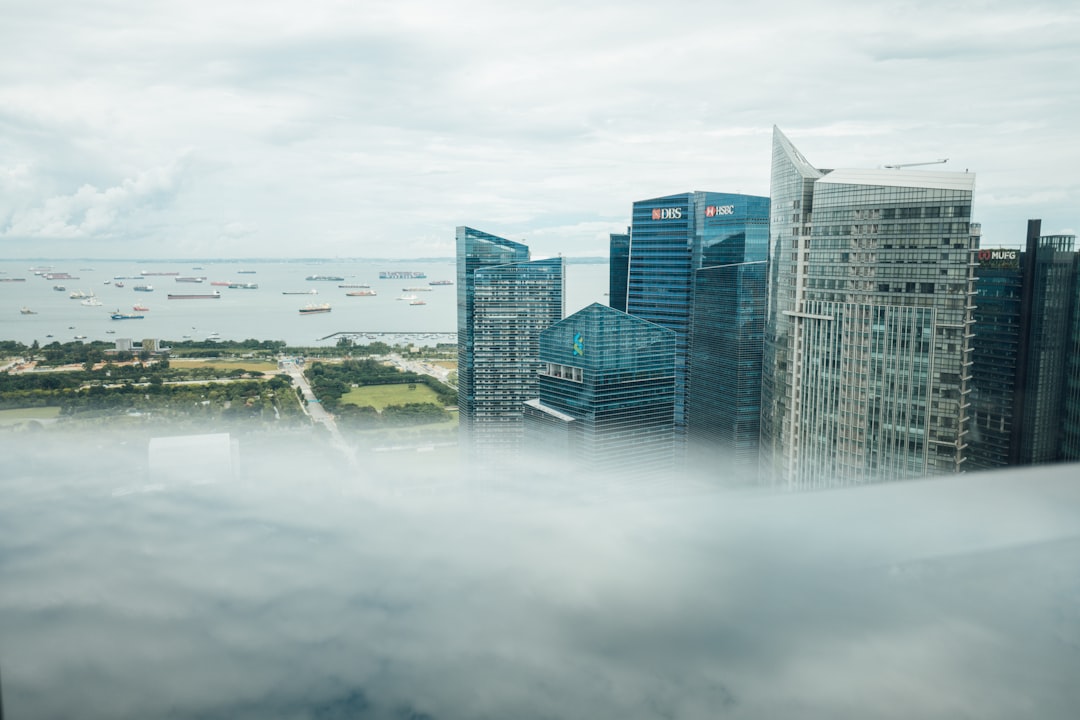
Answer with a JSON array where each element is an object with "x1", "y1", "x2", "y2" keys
[
  {"x1": 705, "y1": 205, "x2": 735, "y2": 217},
  {"x1": 652, "y1": 207, "x2": 683, "y2": 220}
]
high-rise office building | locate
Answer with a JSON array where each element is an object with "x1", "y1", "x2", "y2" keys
[
  {"x1": 523, "y1": 303, "x2": 676, "y2": 477},
  {"x1": 1062, "y1": 250, "x2": 1080, "y2": 461},
  {"x1": 969, "y1": 220, "x2": 1079, "y2": 468},
  {"x1": 456, "y1": 226, "x2": 564, "y2": 462},
  {"x1": 686, "y1": 260, "x2": 767, "y2": 476},
  {"x1": 760, "y1": 126, "x2": 978, "y2": 488},
  {"x1": 608, "y1": 229, "x2": 630, "y2": 313},
  {"x1": 625, "y1": 192, "x2": 770, "y2": 440}
]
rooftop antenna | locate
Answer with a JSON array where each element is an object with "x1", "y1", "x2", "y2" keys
[{"x1": 883, "y1": 158, "x2": 948, "y2": 169}]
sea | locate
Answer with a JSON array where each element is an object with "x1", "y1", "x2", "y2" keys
[{"x1": 0, "y1": 259, "x2": 610, "y2": 347}]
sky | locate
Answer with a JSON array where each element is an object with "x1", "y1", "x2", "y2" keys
[{"x1": 1, "y1": 0, "x2": 1078, "y2": 259}]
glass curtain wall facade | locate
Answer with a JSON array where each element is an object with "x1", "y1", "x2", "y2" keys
[
  {"x1": 469, "y1": 257, "x2": 564, "y2": 461},
  {"x1": 625, "y1": 192, "x2": 769, "y2": 441},
  {"x1": 1017, "y1": 230, "x2": 1077, "y2": 464},
  {"x1": 609, "y1": 229, "x2": 630, "y2": 313},
  {"x1": 686, "y1": 261, "x2": 766, "y2": 478},
  {"x1": 523, "y1": 303, "x2": 676, "y2": 478},
  {"x1": 968, "y1": 247, "x2": 1023, "y2": 470},
  {"x1": 1062, "y1": 251, "x2": 1080, "y2": 461},
  {"x1": 457, "y1": 226, "x2": 529, "y2": 446},
  {"x1": 761, "y1": 127, "x2": 977, "y2": 488}
]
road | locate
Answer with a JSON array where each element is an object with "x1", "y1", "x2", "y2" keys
[
  {"x1": 279, "y1": 357, "x2": 358, "y2": 470},
  {"x1": 384, "y1": 353, "x2": 453, "y2": 384}
]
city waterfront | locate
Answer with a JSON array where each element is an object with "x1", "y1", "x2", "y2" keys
[{"x1": 0, "y1": 259, "x2": 608, "y2": 347}]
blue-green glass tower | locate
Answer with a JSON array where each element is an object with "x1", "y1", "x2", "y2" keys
[
  {"x1": 456, "y1": 226, "x2": 564, "y2": 462},
  {"x1": 523, "y1": 303, "x2": 676, "y2": 477},
  {"x1": 625, "y1": 192, "x2": 770, "y2": 442}
]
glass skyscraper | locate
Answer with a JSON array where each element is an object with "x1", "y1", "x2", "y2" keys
[
  {"x1": 625, "y1": 192, "x2": 770, "y2": 440},
  {"x1": 760, "y1": 127, "x2": 978, "y2": 488},
  {"x1": 523, "y1": 303, "x2": 675, "y2": 478},
  {"x1": 456, "y1": 226, "x2": 564, "y2": 462},
  {"x1": 686, "y1": 260, "x2": 767, "y2": 477},
  {"x1": 608, "y1": 229, "x2": 630, "y2": 313},
  {"x1": 969, "y1": 220, "x2": 1079, "y2": 468}
]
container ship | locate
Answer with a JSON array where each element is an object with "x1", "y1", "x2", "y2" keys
[
  {"x1": 168, "y1": 291, "x2": 221, "y2": 299},
  {"x1": 299, "y1": 303, "x2": 332, "y2": 314},
  {"x1": 379, "y1": 271, "x2": 427, "y2": 279}
]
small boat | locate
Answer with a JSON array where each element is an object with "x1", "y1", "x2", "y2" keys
[
  {"x1": 237, "y1": 270, "x2": 256, "y2": 274},
  {"x1": 134, "y1": 285, "x2": 154, "y2": 292},
  {"x1": 396, "y1": 294, "x2": 418, "y2": 301},
  {"x1": 74, "y1": 334, "x2": 87, "y2": 340},
  {"x1": 103, "y1": 279, "x2": 112, "y2": 285},
  {"x1": 69, "y1": 290, "x2": 89, "y2": 299},
  {"x1": 409, "y1": 299, "x2": 427, "y2": 306},
  {"x1": 299, "y1": 303, "x2": 332, "y2": 314},
  {"x1": 53, "y1": 285, "x2": 66, "y2": 291},
  {"x1": 20, "y1": 307, "x2": 37, "y2": 315},
  {"x1": 81, "y1": 296, "x2": 103, "y2": 307},
  {"x1": 132, "y1": 304, "x2": 150, "y2": 312},
  {"x1": 111, "y1": 312, "x2": 145, "y2": 320},
  {"x1": 114, "y1": 281, "x2": 124, "y2": 288}
]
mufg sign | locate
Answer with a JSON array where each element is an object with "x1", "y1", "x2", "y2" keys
[{"x1": 978, "y1": 248, "x2": 1020, "y2": 269}]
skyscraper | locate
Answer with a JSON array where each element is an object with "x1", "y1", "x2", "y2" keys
[
  {"x1": 686, "y1": 260, "x2": 767, "y2": 476},
  {"x1": 523, "y1": 303, "x2": 676, "y2": 478},
  {"x1": 625, "y1": 192, "x2": 770, "y2": 440},
  {"x1": 968, "y1": 220, "x2": 1079, "y2": 468},
  {"x1": 760, "y1": 127, "x2": 977, "y2": 488},
  {"x1": 608, "y1": 229, "x2": 630, "y2": 313},
  {"x1": 456, "y1": 226, "x2": 564, "y2": 462}
]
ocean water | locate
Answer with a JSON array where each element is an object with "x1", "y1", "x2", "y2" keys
[{"x1": 0, "y1": 259, "x2": 609, "y2": 347}]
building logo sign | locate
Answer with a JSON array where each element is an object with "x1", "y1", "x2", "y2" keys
[
  {"x1": 705, "y1": 205, "x2": 735, "y2": 217},
  {"x1": 977, "y1": 248, "x2": 1019, "y2": 269},
  {"x1": 652, "y1": 207, "x2": 683, "y2": 220},
  {"x1": 572, "y1": 332, "x2": 584, "y2": 357}
]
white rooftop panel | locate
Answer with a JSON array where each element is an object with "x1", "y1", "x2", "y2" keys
[{"x1": 816, "y1": 168, "x2": 976, "y2": 192}]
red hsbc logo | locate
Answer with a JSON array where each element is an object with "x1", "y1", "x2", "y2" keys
[
  {"x1": 652, "y1": 207, "x2": 683, "y2": 220},
  {"x1": 705, "y1": 205, "x2": 735, "y2": 217}
]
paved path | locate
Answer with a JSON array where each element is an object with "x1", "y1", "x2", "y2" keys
[{"x1": 280, "y1": 358, "x2": 358, "y2": 470}]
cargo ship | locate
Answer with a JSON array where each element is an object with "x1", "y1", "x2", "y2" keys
[
  {"x1": 346, "y1": 289, "x2": 377, "y2": 296},
  {"x1": 168, "y1": 291, "x2": 221, "y2": 299},
  {"x1": 134, "y1": 285, "x2": 154, "y2": 292},
  {"x1": 299, "y1": 303, "x2": 331, "y2": 314},
  {"x1": 379, "y1": 271, "x2": 427, "y2": 279},
  {"x1": 141, "y1": 271, "x2": 179, "y2": 276},
  {"x1": 429, "y1": 280, "x2": 453, "y2": 286},
  {"x1": 305, "y1": 275, "x2": 345, "y2": 281},
  {"x1": 228, "y1": 282, "x2": 259, "y2": 289},
  {"x1": 111, "y1": 312, "x2": 145, "y2": 320},
  {"x1": 176, "y1": 276, "x2": 206, "y2": 283},
  {"x1": 338, "y1": 284, "x2": 370, "y2": 289},
  {"x1": 282, "y1": 289, "x2": 318, "y2": 295}
]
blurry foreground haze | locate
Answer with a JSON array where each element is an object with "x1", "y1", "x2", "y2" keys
[{"x1": 1, "y1": 429, "x2": 1079, "y2": 719}]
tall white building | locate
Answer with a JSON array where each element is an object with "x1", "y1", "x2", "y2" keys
[{"x1": 760, "y1": 127, "x2": 977, "y2": 488}]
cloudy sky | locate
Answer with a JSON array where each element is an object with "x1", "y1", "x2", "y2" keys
[{"x1": 1, "y1": 0, "x2": 1077, "y2": 259}]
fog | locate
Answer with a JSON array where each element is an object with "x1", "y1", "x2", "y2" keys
[{"x1": 2, "y1": 431, "x2": 1078, "y2": 719}]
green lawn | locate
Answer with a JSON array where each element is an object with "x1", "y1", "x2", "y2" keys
[
  {"x1": 340, "y1": 383, "x2": 443, "y2": 411},
  {"x1": 169, "y1": 359, "x2": 281, "y2": 373},
  {"x1": 0, "y1": 407, "x2": 62, "y2": 426}
]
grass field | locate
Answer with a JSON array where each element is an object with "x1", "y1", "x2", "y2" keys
[
  {"x1": 340, "y1": 383, "x2": 443, "y2": 411},
  {"x1": 0, "y1": 407, "x2": 62, "y2": 426},
  {"x1": 169, "y1": 359, "x2": 281, "y2": 373}
]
